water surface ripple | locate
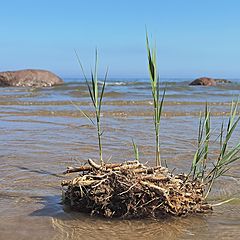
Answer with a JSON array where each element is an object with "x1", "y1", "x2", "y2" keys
[{"x1": 0, "y1": 78, "x2": 240, "y2": 240}]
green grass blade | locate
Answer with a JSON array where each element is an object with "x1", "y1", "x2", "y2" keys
[
  {"x1": 231, "y1": 101, "x2": 238, "y2": 125},
  {"x1": 156, "y1": 75, "x2": 160, "y2": 103},
  {"x1": 74, "y1": 49, "x2": 88, "y2": 82},
  {"x1": 99, "y1": 67, "x2": 108, "y2": 113},
  {"x1": 86, "y1": 79, "x2": 96, "y2": 108},
  {"x1": 90, "y1": 70, "x2": 96, "y2": 104},
  {"x1": 226, "y1": 116, "x2": 240, "y2": 142},
  {"x1": 75, "y1": 49, "x2": 107, "y2": 165},
  {"x1": 93, "y1": 50, "x2": 98, "y2": 106},
  {"x1": 70, "y1": 100, "x2": 95, "y2": 125},
  {"x1": 219, "y1": 142, "x2": 240, "y2": 165},
  {"x1": 202, "y1": 104, "x2": 210, "y2": 177},
  {"x1": 215, "y1": 167, "x2": 231, "y2": 179},
  {"x1": 220, "y1": 115, "x2": 240, "y2": 159},
  {"x1": 158, "y1": 88, "x2": 166, "y2": 120},
  {"x1": 94, "y1": 49, "x2": 98, "y2": 85},
  {"x1": 190, "y1": 104, "x2": 211, "y2": 180},
  {"x1": 132, "y1": 138, "x2": 139, "y2": 161},
  {"x1": 219, "y1": 121, "x2": 224, "y2": 150},
  {"x1": 74, "y1": 50, "x2": 96, "y2": 108},
  {"x1": 146, "y1": 31, "x2": 165, "y2": 166},
  {"x1": 205, "y1": 99, "x2": 240, "y2": 197},
  {"x1": 146, "y1": 33, "x2": 156, "y2": 84},
  {"x1": 197, "y1": 114, "x2": 203, "y2": 146}
]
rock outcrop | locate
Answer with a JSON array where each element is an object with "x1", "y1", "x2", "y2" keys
[
  {"x1": 189, "y1": 77, "x2": 232, "y2": 86},
  {"x1": 214, "y1": 78, "x2": 232, "y2": 84},
  {"x1": 189, "y1": 77, "x2": 217, "y2": 86},
  {"x1": 0, "y1": 69, "x2": 64, "y2": 87}
]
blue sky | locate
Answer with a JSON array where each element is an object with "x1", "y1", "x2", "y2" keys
[{"x1": 1, "y1": 0, "x2": 240, "y2": 78}]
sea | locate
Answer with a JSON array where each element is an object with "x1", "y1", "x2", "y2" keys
[{"x1": 0, "y1": 77, "x2": 240, "y2": 240}]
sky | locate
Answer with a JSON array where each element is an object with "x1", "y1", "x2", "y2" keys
[{"x1": 1, "y1": 0, "x2": 240, "y2": 78}]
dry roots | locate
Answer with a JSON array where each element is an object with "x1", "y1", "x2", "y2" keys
[{"x1": 61, "y1": 159, "x2": 212, "y2": 218}]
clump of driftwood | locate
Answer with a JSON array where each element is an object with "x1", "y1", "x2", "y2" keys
[{"x1": 62, "y1": 159, "x2": 212, "y2": 218}]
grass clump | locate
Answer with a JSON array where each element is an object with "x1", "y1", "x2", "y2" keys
[
  {"x1": 189, "y1": 100, "x2": 240, "y2": 200},
  {"x1": 203, "y1": 100, "x2": 240, "y2": 198},
  {"x1": 190, "y1": 103, "x2": 211, "y2": 181},
  {"x1": 62, "y1": 38, "x2": 240, "y2": 219}
]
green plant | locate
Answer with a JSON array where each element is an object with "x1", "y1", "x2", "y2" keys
[
  {"x1": 204, "y1": 100, "x2": 240, "y2": 198},
  {"x1": 146, "y1": 33, "x2": 165, "y2": 166},
  {"x1": 132, "y1": 138, "x2": 139, "y2": 161},
  {"x1": 190, "y1": 100, "x2": 240, "y2": 198},
  {"x1": 75, "y1": 49, "x2": 108, "y2": 165},
  {"x1": 191, "y1": 103, "x2": 211, "y2": 180}
]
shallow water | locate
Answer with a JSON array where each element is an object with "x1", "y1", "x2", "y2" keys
[{"x1": 0, "y1": 78, "x2": 240, "y2": 240}]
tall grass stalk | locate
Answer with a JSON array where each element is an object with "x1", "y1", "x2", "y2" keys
[
  {"x1": 75, "y1": 49, "x2": 108, "y2": 165},
  {"x1": 146, "y1": 33, "x2": 165, "y2": 167}
]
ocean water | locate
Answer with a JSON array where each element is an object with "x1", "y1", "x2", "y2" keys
[{"x1": 0, "y1": 78, "x2": 240, "y2": 240}]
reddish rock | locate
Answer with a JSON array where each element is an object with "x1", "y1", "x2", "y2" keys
[
  {"x1": 0, "y1": 69, "x2": 64, "y2": 87},
  {"x1": 189, "y1": 77, "x2": 217, "y2": 86}
]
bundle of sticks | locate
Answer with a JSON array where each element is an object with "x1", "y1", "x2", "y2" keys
[{"x1": 62, "y1": 159, "x2": 212, "y2": 218}]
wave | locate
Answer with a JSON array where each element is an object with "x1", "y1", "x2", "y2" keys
[
  {"x1": 63, "y1": 78, "x2": 208, "y2": 87},
  {"x1": 99, "y1": 81, "x2": 128, "y2": 86}
]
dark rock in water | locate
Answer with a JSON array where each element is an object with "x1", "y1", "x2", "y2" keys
[
  {"x1": 214, "y1": 78, "x2": 232, "y2": 84},
  {"x1": 0, "y1": 69, "x2": 64, "y2": 87},
  {"x1": 189, "y1": 77, "x2": 232, "y2": 86},
  {"x1": 189, "y1": 77, "x2": 217, "y2": 86}
]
